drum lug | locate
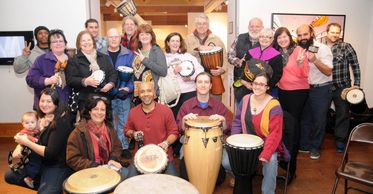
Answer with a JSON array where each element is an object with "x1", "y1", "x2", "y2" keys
[
  {"x1": 202, "y1": 138, "x2": 209, "y2": 148},
  {"x1": 184, "y1": 135, "x2": 190, "y2": 145},
  {"x1": 220, "y1": 135, "x2": 225, "y2": 144},
  {"x1": 212, "y1": 136, "x2": 218, "y2": 143}
]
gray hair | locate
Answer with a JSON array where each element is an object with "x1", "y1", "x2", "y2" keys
[
  {"x1": 259, "y1": 28, "x2": 274, "y2": 38},
  {"x1": 194, "y1": 13, "x2": 209, "y2": 24}
]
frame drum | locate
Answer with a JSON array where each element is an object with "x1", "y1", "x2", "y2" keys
[
  {"x1": 114, "y1": 174, "x2": 199, "y2": 194},
  {"x1": 134, "y1": 144, "x2": 168, "y2": 174},
  {"x1": 63, "y1": 167, "x2": 121, "y2": 194},
  {"x1": 225, "y1": 134, "x2": 264, "y2": 194},
  {"x1": 179, "y1": 60, "x2": 195, "y2": 77},
  {"x1": 184, "y1": 116, "x2": 223, "y2": 194}
]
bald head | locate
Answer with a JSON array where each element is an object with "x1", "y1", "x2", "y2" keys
[
  {"x1": 107, "y1": 28, "x2": 121, "y2": 50},
  {"x1": 139, "y1": 81, "x2": 156, "y2": 105},
  {"x1": 248, "y1": 17, "x2": 263, "y2": 39}
]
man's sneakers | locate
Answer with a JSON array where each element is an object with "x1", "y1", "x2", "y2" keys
[
  {"x1": 310, "y1": 151, "x2": 320, "y2": 160},
  {"x1": 24, "y1": 177, "x2": 34, "y2": 188},
  {"x1": 336, "y1": 142, "x2": 345, "y2": 153},
  {"x1": 298, "y1": 149, "x2": 310, "y2": 153},
  {"x1": 121, "y1": 149, "x2": 132, "y2": 159}
]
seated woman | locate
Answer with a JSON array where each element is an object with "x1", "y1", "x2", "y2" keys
[
  {"x1": 230, "y1": 72, "x2": 286, "y2": 194},
  {"x1": 66, "y1": 95, "x2": 128, "y2": 179},
  {"x1": 5, "y1": 88, "x2": 73, "y2": 194}
]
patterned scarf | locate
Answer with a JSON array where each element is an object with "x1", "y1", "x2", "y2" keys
[
  {"x1": 82, "y1": 50, "x2": 100, "y2": 72},
  {"x1": 87, "y1": 120, "x2": 111, "y2": 164},
  {"x1": 280, "y1": 46, "x2": 295, "y2": 66},
  {"x1": 193, "y1": 29, "x2": 212, "y2": 45},
  {"x1": 121, "y1": 32, "x2": 137, "y2": 51}
]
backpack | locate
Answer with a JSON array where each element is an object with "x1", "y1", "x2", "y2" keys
[{"x1": 158, "y1": 66, "x2": 180, "y2": 107}]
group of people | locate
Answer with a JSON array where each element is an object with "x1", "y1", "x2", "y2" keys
[{"x1": 4, "y1": 12, "x2": 361, "y2": 194}]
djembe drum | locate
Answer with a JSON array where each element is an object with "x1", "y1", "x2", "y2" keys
[
  {"x1": 225, "y1": 134, "x2": 264, "y2": 194},
  {"x1": 199, "y1": 47, "x2": 225, "y2": 95},
  {"x1": 134, "y1": 144, "x2": 168, "y2": 174},
  {"x1": 179, "y1": 60, "x2": 195, "y2": 77},
  {"x1": 184, "y1": 116, "x2": 223, "y2": 194},
  {"x1": 341, "y1": 87, "x2": 367, "y2": 114},
  {"x1": 114, "y1": 174, "x2": 199, "y2": 194},
  {"x1": 63, "y1": 167, "x2": 121, "y2": 194}
]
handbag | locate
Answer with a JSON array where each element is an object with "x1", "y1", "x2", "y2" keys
[{"x1": 158, "y1": 66, "x2": 180, "y2": 107}]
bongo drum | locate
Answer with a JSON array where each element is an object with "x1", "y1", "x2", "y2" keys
[
  {"x1": 199, "y1": 47, "x2": 225, "y2": 95},
  {"x1": 114, "y1": 174, "x2": 199, "y2": 194},
  {"x1": 179, "y1": 60, "x2": 195, "y2": 77},
  {"x1": 117, "y1": 66, "x2": 133, "y2": 83},
  {"x1": 63, "y1": 167, "x2": 121, "y2": 194},
  {"x1": 225, "y1": 134, "x2": 264, "y2": 194},
  {"x1": 184, "y1": 116, "x2": 223, "y2": 194},
  {"x1": 134, "y1": 144, "x2": 168, "y2": 174}
]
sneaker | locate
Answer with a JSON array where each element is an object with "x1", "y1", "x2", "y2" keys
[
  {"x1": 229, "y1": 177, "x2": 235, "y2": 187},
  {"x1": 336, "y1": 142, "x2": 345, "y2": 153},
  {"x1": 24, "y1": 177, "x2": 34, "y2": 188},
  {"x1": 298, "y1": 149, "x2": 310, "y2": 153},
  {"x1": 121, "y1": 149, "x2": 132, "y2": 159},
  {"x1": 310, "y1": 151, "x2": 320, "y2": 160},
  {"x1": 128, "y1": 139, "x2": 135, "y2": 150}
]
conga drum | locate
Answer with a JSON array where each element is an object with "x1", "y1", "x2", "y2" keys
[
  {"x1": 199, "y1": 47, "x2": 225, "y2": 95},
  {"x1": 63, "y1": 167, "x2": 121, "y2": 194},
  {"x1": 134, "y1": 144, "x2": 168, "y2": 174},
  {"x1": 184, "y1": 116, "x2": 223, "y2": 194},
  {"x1": 225, "y1": 134, "x2": 264, "y2": 194},
  {"x1": 114, "y1": 174, "x2": 199, "y2": 194}
]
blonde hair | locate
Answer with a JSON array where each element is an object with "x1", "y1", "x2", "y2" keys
[{"x1": 21, "y1": 111, "x2": 38, "y2": 122}]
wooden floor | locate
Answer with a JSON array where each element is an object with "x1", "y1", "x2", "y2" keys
[{"x1": 1, "y1": 133, "x2": 372, "y2": 194}]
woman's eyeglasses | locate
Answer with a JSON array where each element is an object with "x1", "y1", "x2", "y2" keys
[
  {"x1": 92, "y1": 95, "x2": 108, "y2": 101},
  {"x1": 252, "y1": 82, "x2": 267, "y2": 87}
]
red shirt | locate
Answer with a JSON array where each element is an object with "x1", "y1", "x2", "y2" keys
[{"x1": 125, "y1": 102, "x2": 179, "y2": 161}]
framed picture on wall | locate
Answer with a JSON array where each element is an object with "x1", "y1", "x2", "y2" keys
[{"x1": 271, "y1": 13, "x2": 346, "y2": 43}]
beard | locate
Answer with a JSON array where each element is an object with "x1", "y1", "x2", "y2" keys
[
  {"x1": 249, "y1": 31, "x2": 260, "y2": 40},
  {"x1": 298, "y1": 38, "x2": 313, "y2": 49}
]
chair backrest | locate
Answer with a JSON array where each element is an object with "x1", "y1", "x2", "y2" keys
[{"x1": 350, "y1": 123, "x2": 373, "y2": 144}]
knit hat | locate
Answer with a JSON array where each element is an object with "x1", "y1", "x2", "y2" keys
[{"x1": 34, "y1": 26, "x2": 49, "y2": 39}]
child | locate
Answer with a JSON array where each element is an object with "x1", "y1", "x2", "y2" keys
[{"x1": 9, "y1": 112, "x2": 41, "y2": 188}]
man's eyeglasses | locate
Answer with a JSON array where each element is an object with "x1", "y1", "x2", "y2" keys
[{"x1": 252, "y1": 82, "x2": 267, "y2": 87}]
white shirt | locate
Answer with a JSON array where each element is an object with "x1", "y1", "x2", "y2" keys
[{"x1": 308, "y1": 41, "x2": 333, "y2": 85}]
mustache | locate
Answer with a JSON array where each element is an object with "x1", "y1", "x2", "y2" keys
[{"x1": 298, "y1": 38, "x2": 313, "y2": 49}]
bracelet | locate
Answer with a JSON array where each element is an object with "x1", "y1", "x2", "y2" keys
[{"x1": 162, "y1": 140, "x2": 169, "y2": 147}]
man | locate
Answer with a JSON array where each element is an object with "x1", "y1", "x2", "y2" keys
[
  {"x1": 298, "y1": 24, "x2": 333, "y2": 161},
  {"x1": 176, "y1": 72, "x2": 231, "y2": 184},
  {"x1": 85, "y1": 18, "x2": 107, "y2": 51},
  {"x1": 186, "y1": 13, "x2": 227, "y2": 100},
  {"x1": 228, "y1": 17, "x2": 263, "y2": 104},
  {"x1": 13, "y1": 26, "x2": 49, "y2": 74},
  {"x1": 125, "y1": 82, "x2": 179, "y2": 177},
  {"x1": 325, "y1": 23, "x2": 361, "y2": 152},
  {"x1": 121, "y1": 16, "x2": 138, "y2": 51},
  {"x1": 101, "y1": 28, "x2": 134, "y2": 159}
]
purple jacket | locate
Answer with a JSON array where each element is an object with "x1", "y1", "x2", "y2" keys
[{"x1": 26, "y1": 51, "x2": 71, "y2": 110}]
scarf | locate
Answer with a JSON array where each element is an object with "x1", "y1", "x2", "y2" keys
[
  {"x1": 280, "y1": 46, "x2": 295, "y2": 66},
  {"x1": 193, "y1": 29, "x2": 212, "y2": 45},
  {"x1": 53, "y1": 60, "x2": 67, "y2": 89},
  {"x1": 121, "y1": 32, "x2": 137, "y2": 51},
  {"x1": 82, "y1": 50, "x2": 100, "y2": 72},
  {"x1": 87, "y1": 120, "x2": 111, "y2": 164}
]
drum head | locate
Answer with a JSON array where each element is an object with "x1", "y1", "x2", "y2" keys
[
  {"x1": 346, "y1": 89, "x2": 364, "y2": 104},
  {"x1": 185, "y1": 116, "x2": 222, "y2": 129},
  {"x1": 134, "y1": 144, "x2": 168, "y2": 174},
  {"x1": 64, "y1": 167, "x2": 121, "y2": 194},
  {"x1": 179, "y1": 61, "x2": 195, "y2": 77},
  {"x1": 199, "y1": 46, "x2": 222, "y2": 54},
  {"x1": 91, "y1": 70, "x2": 105, "y2": 83},
  {"x1": 226, "y1": 134, "x2": 264, "y2": 148},
  {"x1": 117, "y1": 66, "x2": 133, "y2": 73},
  {"x1": 114, "y1": 174, "x2": 199, "y2": 194}
]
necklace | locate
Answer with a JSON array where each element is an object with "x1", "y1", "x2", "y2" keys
[{"x1": 251, "y1": 107, "x2": 257, "y2": 115}]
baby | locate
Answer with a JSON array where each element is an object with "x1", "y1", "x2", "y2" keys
[{"x1": 10, "y1": 111, "x2": 41, "y2": 188}]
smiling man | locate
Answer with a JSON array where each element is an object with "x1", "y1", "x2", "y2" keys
[{"x1": 85, "y1": 18, "x2": 107, "y2": 51}]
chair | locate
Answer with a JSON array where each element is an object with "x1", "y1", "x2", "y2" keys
[{"x1": 332, "y1": 123, "x2": 373, "y2": 194}]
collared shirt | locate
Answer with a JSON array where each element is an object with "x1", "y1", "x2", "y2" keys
[
  {"x1": 95, "y1": 36, "x2": 107, "y2": 52},
  {"x1": 227, "y1": 35, "x2": 258, "y2": 66},
  {"x1": 308, "y1": 41, "x2": 333, "y2": 85},
  {"x1": 176, "y1": 96, "x2": 232, "y2": 133},
  {"x1": 331, "y1": 41, "x2": 361, "y2": 88}
]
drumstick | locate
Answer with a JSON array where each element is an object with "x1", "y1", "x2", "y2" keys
[{"x1": 241, "y1": 53, "x2": 247, "y2": 61}]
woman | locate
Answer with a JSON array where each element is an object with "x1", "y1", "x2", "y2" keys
[
  {"x1": 273, "y1": 27, "x2": 309, "y2": 181},
  {"x1": 26, "y1": 29, "x2": 71, "y2": 110},
  {"x1": 132, "y1": 24, "x2": 167, "y2": 105},
  {"x1": 5, "y1": 88, "x2": 73, "y2": 194},
  {"x1": 231, "y1": 72, "x2": 285, "y2": 194},
  {"x1": 164, "y1": 32, "x2": 204, "y2": 117},
  {"x1": 66, "y1": 95, "x2": 128, "y2": 179},
  {"x1": 245, "y1": 28, "x2": 283, "y2": 97},
  {"x1": 66, "y1": 31, "x2": 117, "y2": 110}
]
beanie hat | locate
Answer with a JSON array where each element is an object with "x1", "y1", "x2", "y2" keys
[{"x1": 34, "y1": 26, "x2": 50, "y2": 39}]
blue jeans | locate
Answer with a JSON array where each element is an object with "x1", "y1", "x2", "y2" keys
[
  {"x1": 112, "y1": 98, "x2": 131, "y2": 149},
  {"x1": 262, "y1": 152, "x2": 278, "y2": 194},
  {"x1": 300, "y1": 84, "x2": 332, "y2": 153},
  {"x1": 127, "y1": 161, "x2": 178, "y2": 177}
]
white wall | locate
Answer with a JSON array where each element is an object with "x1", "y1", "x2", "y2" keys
[
  {"x1": 235, "y1": 0, "x2": 373, "y2": 106},
  {"x1": 0, "y1": 0, "x2": 94, "y2": 122}
]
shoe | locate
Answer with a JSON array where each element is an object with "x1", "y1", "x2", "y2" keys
[
  {"x1": 298, "y1": 149, "x2": 310, "y2": 153},
  {"x1": 121, "y1": 149, "x2": 132, "y2": 159},
  {"x1": 229, "y1": 177, "x2": 235, "y2": 187},
  {"x1": 128, "y1": 139, "x2": 135, "y2": 150},
  {"x1": 24, "y1": 177, "x2": 34, "y2": 188},
  {"x1": 336, "y1": 142, "x2": 345, "y2": 153},
  {"x1": 287, "y1": 172, "x2": 296, "y2": 185},
  {"x1": 310, "y1": 151, "x2": 320, "y2": 160}
]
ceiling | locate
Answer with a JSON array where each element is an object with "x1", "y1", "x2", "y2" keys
[{"x1": 100, "y1": 0, "x2": 227, "y2": 25}]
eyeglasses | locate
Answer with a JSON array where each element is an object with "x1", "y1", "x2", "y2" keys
[
  {"x1": 108, "y1": 36, "x2": 121, "y2": 39},
  {"x1": 259, "y1": 35, "x2": 273, "y2": 39},
  {"x1": 50, "y1": 40, "x2": 65, "y2": 44},
  {"x1": 252, "y1": 82, "x2": 267, "y2": 87},
  {"x1": 92, "y1": 95, "x2": 108, "y2": 101}
]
